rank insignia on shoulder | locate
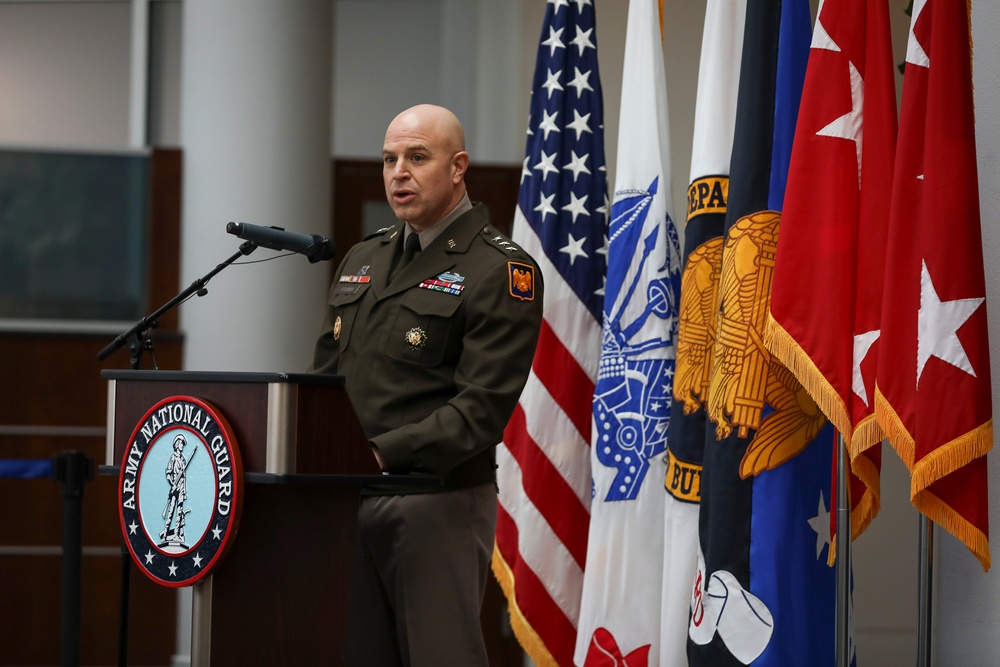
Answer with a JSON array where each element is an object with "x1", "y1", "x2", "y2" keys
[
  {"x1": 491, "y1": 235, "x2": 519, "y2": 252},
  {"x1": 507, "y1": 262, "x2": 535, "y2": 301},
  {"x1": 364, "y1": 227, "x2": 394, "y2": 241}
]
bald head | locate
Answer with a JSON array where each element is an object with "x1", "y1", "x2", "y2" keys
[
  {"x1": 385, "y1": 104, "x2": 466, "y2": 154},
  {"x1": 381, "y1": 104, "x2": 470, "y2": 231}
]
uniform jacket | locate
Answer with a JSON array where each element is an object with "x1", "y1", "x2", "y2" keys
[{"x1": 311, "y1": 204, "x2": 544, "y2": 491}]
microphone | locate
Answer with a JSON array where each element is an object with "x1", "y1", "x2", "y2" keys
[{"x1": 226, "y1": 222, "x2": 335, "y2": 263}]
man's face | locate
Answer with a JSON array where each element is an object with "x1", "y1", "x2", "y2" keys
[{"x1": 382, "y1": 113, "x2": 467, "y2": 231}]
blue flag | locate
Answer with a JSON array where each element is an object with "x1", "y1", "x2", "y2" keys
[{"x1": 688, "y1": 0, "x2": 852, "y2": 665}]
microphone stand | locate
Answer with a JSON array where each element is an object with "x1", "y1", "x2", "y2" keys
[
  {"x1": 96, "y1": 240, "x2": 257, "y2": 667},
  {"x1": 98, "y1": 241, "x2": 258, "y2": 369}
]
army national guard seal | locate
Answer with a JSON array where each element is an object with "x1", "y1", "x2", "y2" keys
[{"x1": 118, "y1": 395, "x2": 244, "y2": 587}]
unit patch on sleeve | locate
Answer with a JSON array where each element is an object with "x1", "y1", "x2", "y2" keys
[{"x1": 507, "y1": 262, "x2": 535, "y2": 301}]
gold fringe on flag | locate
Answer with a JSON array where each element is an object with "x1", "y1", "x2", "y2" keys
[
  {"x1": 826, "y1": 448, "x2": 881, "y2": 568},
  {"x1": 850, "y1": 448, "x2": 881, "y2": 540},
  {"x1": 874, "y1": 388, "x2": 992, "y2": 571},
  {"x1": 911, "y1": 419, "x2": 993, "y2": 494},
  {"x1": 765, "y1": 313, "x2": 883, "y2": 544},
  {"x1": 852, "y1": 413, "x2": 885, "y2": 459},
  {"x1": 873, "y1": 385, "x2": 916, "y2": 469},
  {"x1": 764, "y1": 313, "x2": 853, "y2": 444},
  {"x1": 914, "y1": 489, "x2": 991, "y2": 572},
  {"x1": 491, "y1": 546, "x2": 560, "y2": 667}
]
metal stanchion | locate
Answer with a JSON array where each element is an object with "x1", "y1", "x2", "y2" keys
[
  {"x1": 52, "y1": 451, "x2": 93, "y2": 667},
  {"x1": 835, "y1": 433, "x2": 852, "y2": 667},
  {"x1": 916, "y1": 516, "x2": 934, "y2": 667},
  {"x1": 118, "y1": 538, "x2": 131, "y2": 667}
]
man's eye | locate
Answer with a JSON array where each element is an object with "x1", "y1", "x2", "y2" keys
[{"x1": 411, "y1": 154, "x2": 425, "y2": 162}]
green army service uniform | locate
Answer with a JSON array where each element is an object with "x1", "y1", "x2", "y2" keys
[{"x1": 310, "y1": 203, "x2": 544, "y2": 666}]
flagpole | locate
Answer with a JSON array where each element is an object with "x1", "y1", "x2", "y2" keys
[
  {"x1": 835, "y1": 432, "x2": 851, "y2": 667},
  {"x1": 916, "y1": 516, "x2": 934, "y2": 667}
]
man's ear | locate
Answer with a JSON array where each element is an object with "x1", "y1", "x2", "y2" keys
[{"x1": 452, "y1": 151, "x2": 470, "y2": 183}]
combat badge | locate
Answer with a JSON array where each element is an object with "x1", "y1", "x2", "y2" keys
[
  {"x1": 118, "y1": 395, "x2": 244, "y2": 587},
  {"x1": 507, "y1": 261, "x2": 535, "y2": 301}
]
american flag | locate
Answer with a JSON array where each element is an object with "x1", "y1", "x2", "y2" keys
[{"x1": 492, "y1": 0, "x2": 607, "y2": 665}]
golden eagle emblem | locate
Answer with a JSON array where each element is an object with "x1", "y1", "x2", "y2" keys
[
  {"x1": 673, "y1": 237, "x2": 724, "y2": 415},
  {"x1": 706, "y1": 211, "x2": 827, "y2": 478},
  {"x1": 513, "y1": 269, "x2": 532, "y2": 293},
  {"x1": 508, "y1": 262, "x2": 535, "y2": 301}
]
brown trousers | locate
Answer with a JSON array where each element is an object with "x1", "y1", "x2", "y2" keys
[{"x1": 344, "y1": 483, "x2": 497, "y2": 667}]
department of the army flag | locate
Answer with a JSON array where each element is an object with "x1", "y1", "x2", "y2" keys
[
  {"x1": 665, "y1": 0, "x2": 746, "y2": 664},
  {"x1": 874, "y1": 0, "x2": 992, "y2": 571},
  {"x1": 688, "y1": 0, "x2": 850, "y2": 665},
  {"x1": 575, "y1": 0, "x2": 681, "y2": 663},
  {"x1": 493, "y1": 0, "x2": 609, "y2": 664},
  {"x1": 766, "y1": 0, "x2": 898, "y2": 539}
]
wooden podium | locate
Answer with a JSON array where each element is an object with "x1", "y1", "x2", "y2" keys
[{"x1": 102, "y1": 370, "x2": 382, "y2": 666}]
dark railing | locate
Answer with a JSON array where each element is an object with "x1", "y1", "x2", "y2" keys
[{"x1": 1, "y1": 452, "x2": 93, "y2": 667}]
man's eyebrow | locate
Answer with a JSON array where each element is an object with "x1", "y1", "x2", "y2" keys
[{"x1": 383, "y1": 143, "x2": 432, "y2": 156}]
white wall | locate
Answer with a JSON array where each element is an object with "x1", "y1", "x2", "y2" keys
[
  {"x1": 0, "y1": 1, "x2": 131, "y2": 150},
  {"x1": 332, "y1": 0, "x2": 529, "y2": 165},
  {"x1": 332, "y1": 0, "x2": 444, "y2": 158},
  {"x1": 149, "y1": 0, "x2": 183, "y2": 146}
]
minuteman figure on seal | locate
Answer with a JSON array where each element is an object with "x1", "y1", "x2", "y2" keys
[{"x1": 160, "y1": 433, "x2": 195, "y2": 545}]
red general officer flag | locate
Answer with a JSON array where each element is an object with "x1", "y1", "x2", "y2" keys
[
  {"x1": 875, "y1": 0, "x2": 992, "y2": 571},
  {"x1": 767, "y1": 0, "x2": 897, "y2": 537}
]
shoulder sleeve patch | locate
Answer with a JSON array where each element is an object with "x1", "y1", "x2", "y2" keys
[{"x1": 508, "y1": 262, "x2": 535, "y2": 301}]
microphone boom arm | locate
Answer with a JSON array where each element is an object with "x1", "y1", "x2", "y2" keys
[{"x1": 97, "y1": 241, "x2": 259, "y2": 368}]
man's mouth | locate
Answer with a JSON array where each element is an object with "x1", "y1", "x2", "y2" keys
[{"x1": 393, "y1": 190, "x2": 416, "y2": 204}]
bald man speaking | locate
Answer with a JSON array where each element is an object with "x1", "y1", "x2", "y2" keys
[{"x1": 311, "y1": 104, "x2": 544, "y2": 665}]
